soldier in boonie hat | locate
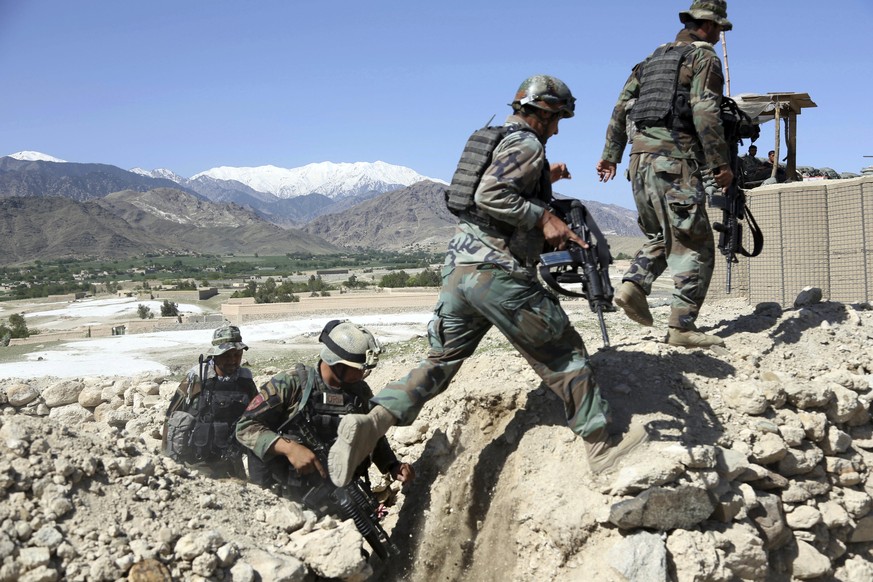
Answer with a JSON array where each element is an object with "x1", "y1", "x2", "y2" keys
[
  {"x1": 161, "y1": 321, "x2": 263, "y2": 480},
  {"x1": 596, "y1": 0, "x2": 736, "y2": 350},
  {"x1": 679, "y1": 0, "x2": 732, "y2": 31},
  {"x1": 208, "y1": 324, "x2": 249, "y2": 357}
]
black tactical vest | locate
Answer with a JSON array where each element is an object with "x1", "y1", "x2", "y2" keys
[
  {"x1": 269, "y1": 367, "x2": 371, "y2": 490},
  {"x1": 445, "y1": 124, "x2": 551, "y2": 234},
  {"x1": 629, "y1": 43, "x2": 696, "y2": 133},
  {"x1": 188, "y1": 375, "x2": 255, "y2": 461},
  {"x1": 303, "y1": 380, "x2": 368, "y2": 447}
]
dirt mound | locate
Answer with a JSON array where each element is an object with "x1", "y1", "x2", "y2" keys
[{"x1": 1, "y1": 293, "x2": 872, "y2": 581}]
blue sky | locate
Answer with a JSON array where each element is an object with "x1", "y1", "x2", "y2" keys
[{"x1": 2, "y1": 0, "x2": 871, "y2": 210}]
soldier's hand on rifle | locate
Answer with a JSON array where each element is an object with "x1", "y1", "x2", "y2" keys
[
  {"x1": 538, "y1": 209, "x2": 588, "y2": 251},
  {"x1": 596, "y1": 159, "x2": 617, "y2": 182},
  {"x1": 713, "y1": 165, "x2": 734, "y2": 190},
  {"x1": 389, "y1": 462, "x2": 416, "y2": 484},
  {"x1": 550, "y1": 162, "x2": 572, "y2": 183},
  {"x1": 272, "y1": 437, "x2": 327, "y2": 478}
]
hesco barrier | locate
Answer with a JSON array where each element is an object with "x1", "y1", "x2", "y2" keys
[{"x1": 707, "y1": 175, "x2": 872, "y2": 306}]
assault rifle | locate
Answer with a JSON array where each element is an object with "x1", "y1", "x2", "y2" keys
[
  {"x1": 539, "y1": 197, "x2": 616, "y2": 347},
  {"x1": 710, "y1": 96, "x2": 763, "y2": 293},
  {"x1": 278, "y1": 420, "x2": 398, "y2": 560}
]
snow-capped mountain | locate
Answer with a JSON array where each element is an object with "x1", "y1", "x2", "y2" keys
[
  {"x1": 6, "y1": 151, "x2": 67, "y2": 163},
  {"x1": 192, "y1": 160, "x2": 442, "y2": 199},
  {"x1": 130, "y1": 167, "x2": 186, "y2": 183},
  {"x1": 4, "y1": 153, "x2": 447, "y2": 225}
]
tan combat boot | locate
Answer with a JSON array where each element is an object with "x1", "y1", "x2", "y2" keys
[
  {"x1": 666, "y1": 327, "x2": 725, "y2": 348},
  {"x1": 328, "y1": 405, "x2": 397, "y2": 487},
  {"x1": 584, "y1": 423, "x2": 650, "y2": 473},
  {"x1": 614, "y1": 281, "x2": 654, "y2": 326}
]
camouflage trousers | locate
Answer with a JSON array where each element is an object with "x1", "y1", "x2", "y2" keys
[
  {"x1": 372, "y1": 264, "x2": 609, "y2": 438},
  {"x1": 626, "y1": 152, "x2": 715, "y2": 330}
]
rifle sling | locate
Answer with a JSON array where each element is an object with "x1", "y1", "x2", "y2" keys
[
  {"x1": 738, "y1": 205, "x2": 764, "y2": 258},
  {"x1": 275, "y1": 364, "x2": 316, "y2": 436}
]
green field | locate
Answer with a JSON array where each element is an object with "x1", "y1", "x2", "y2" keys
[{"x1": 0, "y1": 251, "x2": 445, "y2": 302}]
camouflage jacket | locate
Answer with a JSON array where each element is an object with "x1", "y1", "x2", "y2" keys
[
  {"x1": 601, "y1": 29, "x2": 730, "y2": 171},
  {"x1": 446, "y1": 114, "x2": 550, "y2": 274},
  {"x1": 235, "y1": 364, "x2": 397, "y2": 473}
]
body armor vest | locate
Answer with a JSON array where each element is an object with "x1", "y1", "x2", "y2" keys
[
  {"x1": 445, "y1": 125, "x2": 551, "y2": 234},
  {"x1": 629, "y1": 44, "x2": 696, "y2": 134},
  {"x1": 187, "y1": 375, "x2": 254, "y2": 461},
  {"x1": 272, "y1": 366, "x2": 371, "y2": 490},
  {"x1": 303, "y1": 380, "x2": 367, "y2": 448}
]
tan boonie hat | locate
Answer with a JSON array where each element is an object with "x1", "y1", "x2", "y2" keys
[
  {"x1": 207, "y1": 324, "x2": 248, "y2": 356},
  {"x1": 679, "y1": 0, "x2": 733, "y2": 31}
]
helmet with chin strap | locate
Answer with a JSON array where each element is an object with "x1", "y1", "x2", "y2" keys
[{"x1": 319, "y1": 320, "x2": 382, "y2": 370}]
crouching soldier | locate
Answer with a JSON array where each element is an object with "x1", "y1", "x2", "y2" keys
[
  {"x1": 236, "y1": 319, "x2": 415, "y2": 506},
  {"x1": 162, "y1": 323, "x2": 266, "y2": 479}
]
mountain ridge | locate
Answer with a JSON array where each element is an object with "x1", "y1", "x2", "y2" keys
[
  {"x1": 0, "y1": 189, "x2": 341, "y2": 265},
  {"x1": 0, "y1": 153, "x2": 641, "y2": 264},
  {"x1": 303, "y1": 180, "x2": 641, "y2": 252}
]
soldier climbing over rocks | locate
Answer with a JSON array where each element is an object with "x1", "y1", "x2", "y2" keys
[{"x1": 327, "y1": 75, "x2": 650, "y2": 490}]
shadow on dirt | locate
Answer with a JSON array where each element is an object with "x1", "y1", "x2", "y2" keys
[
  {"x1": 710, "y1": 301, "x2": 850, "y2": 349},
  {"x1": 381, "y1": 343, "x2": 736, "y2": 580},
  {"x1": 381, "y1": 428, "x2": 451, "y2": 580},
  {"x1": 592, "y1": 346, "x2": 732, "y2": 444}
]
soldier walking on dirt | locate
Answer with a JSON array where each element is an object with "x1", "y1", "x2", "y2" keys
[
  {"x1": 596, "y1": 0, "x2": 735, "y2": 348},
  {"x1": 327, "y1": 75, "x2": 649, "y2": 489}
]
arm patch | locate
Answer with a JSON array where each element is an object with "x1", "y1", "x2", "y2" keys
[{"x1": 245, "y1": 394, "x2": 266, "y2": 413}]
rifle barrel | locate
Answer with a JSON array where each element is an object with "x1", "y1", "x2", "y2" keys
[
  {"x1": 596, "y1": 306, "x2": 610, "y2": 348},
  {"x1": 725, "y1": 258, "x2": 733, "y2": 294}
]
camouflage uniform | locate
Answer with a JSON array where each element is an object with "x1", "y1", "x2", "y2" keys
[
  {"x1": 601, "y1": 29, "x2": 730, "y2": 330},
  {"x1": 236, "y1": 365, "x2": 399, "y2": 486},
  {"x1": 373, "y1": 115, "x2": 609, "y2": 438}
]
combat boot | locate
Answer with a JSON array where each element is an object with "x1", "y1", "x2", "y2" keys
[
  {"x1": 584, "y1": 423, "x2": 649, "y2": 473},
  {"x1": 329, "y1": 405, "x2": 397, "y2": 487},
  {"x1": 666, "y1": 327, "x2": 725, "y2": 348},
  {"x1": 614, "y1": 281, "x2": 653, "y2": 326}
]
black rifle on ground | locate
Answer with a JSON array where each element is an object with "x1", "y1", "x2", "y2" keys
[
  {"x1": 539, "y1": 197, "x2": 616, "y2": 347},
  {"x1": 710, "y1": 96, "x2": 763, "y2": 293},
  {"x1": 278, "y1": 420, "x2": 398, "y2": 560}
]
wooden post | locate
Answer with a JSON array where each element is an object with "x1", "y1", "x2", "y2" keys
[
  {"x1": 721, "y1": 32, "x2": 731, "y2": 97},
  {"x1": 786, "y1": 113, "x2": 797, "y2": 181},
  {"x1": 772, "y1": 99, "x2": 781, "y2": 180}
]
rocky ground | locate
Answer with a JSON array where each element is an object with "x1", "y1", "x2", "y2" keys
[{"x1": 1, "y1": 289, "x2": 873, "y2": 581}]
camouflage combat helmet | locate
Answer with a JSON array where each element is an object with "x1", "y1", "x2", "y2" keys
[
  {"x1": 679, "y1": 0, "x2": 733, "y2": 31},
  {"x1": 207, "y1": 324, "x2": 248, "y2": 356},
  {"x1": 511, "y1": 75, "x2": 576, "y2": 119},
  {"x1": 319, "y1": 320, "x2": 382, "y2": 370}
]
